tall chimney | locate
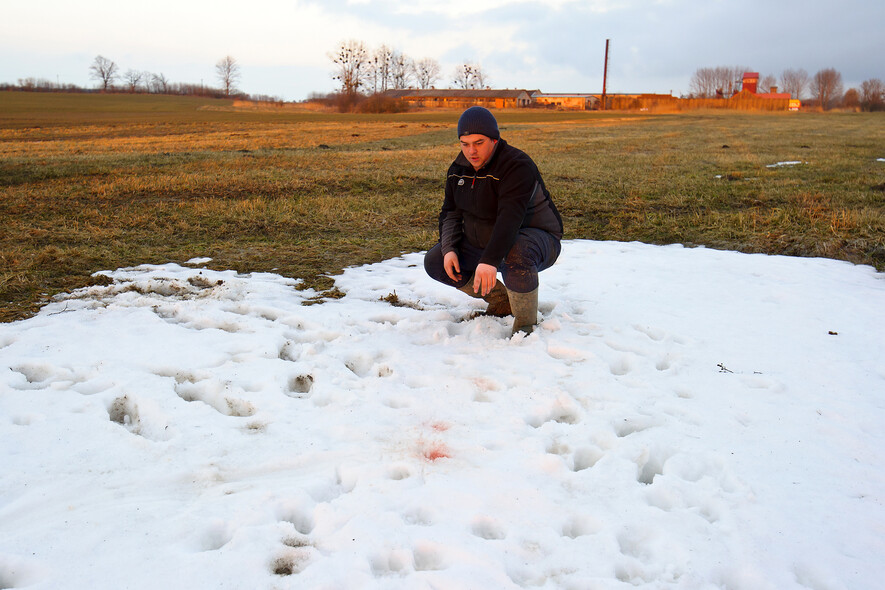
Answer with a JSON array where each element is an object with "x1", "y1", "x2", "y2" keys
[{"x1": 601, "y1": 39, "x2": 610, "y2": 111}]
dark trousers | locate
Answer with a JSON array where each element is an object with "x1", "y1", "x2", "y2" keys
[{"x1": 424, "y1": 228, "x2": 561, "y2": 293}]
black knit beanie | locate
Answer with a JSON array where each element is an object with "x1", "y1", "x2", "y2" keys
[{"x1": 457, "y1": 106, "x2": 500, "y2": 140}]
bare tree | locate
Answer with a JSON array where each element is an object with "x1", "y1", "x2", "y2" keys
[
  {"x1": 369, "y1": 44, "x2": 395, "y2": 93},
  {"x1": 150, "y1": 72, "x2": 169, "y2": 94},
  {"x1": 452, "y1": 63, "x2": 471, "y2": 89},
  {"x1": 452, "y1": 61, "x2": 488, "y2": 89},
  {"x1": 18, "y1": 77, "x2": 55, "y2": 90},
  {"x1": 810, "y1": 68, "x2": 843, "y2": 110},
  {"x1": 780, "y1": 68, "x2": 809, "y2": 100},
  {"x1": 720, "y1": 66, "x2": 749, "y2": 95},
  {"x1": 215, "y1": 55, "x2": 241, "y2": 97},
  {"x1": 689, "y1": 65, "x2": 748, "y2": 98},
  {"x1": 860, "y1": 78, "x2": 885, "y2": 111},
  {"x1": 413, "y1": 57, "x2": 441, "y2": 89},
  {"x1": 389, "y1": 51, "x2": 412, "y2": 90},
  {"x1": 330, "y1": 39, "x2": 369, "y2": 96},
  {"x1": 689, "y1": 67, "x2": 717, "y2": 98},
  {"x1": 759, "y1": 74, "x2": 777, "y2": 93},
  {"x1": 123, "y1": 69, "x2": 144, "y2": 93},
  {"x1": 89, "y1": 55, "x2": 119, "y2": 91},
  {"x1": 842, "y1": 88, "x2": 860, "y2": 110},
  {"x1": 472, "y1": 64, "x2": 489, "y2": 89}
]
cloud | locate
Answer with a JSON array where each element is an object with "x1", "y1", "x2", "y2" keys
[{"x1": 1, "y1": 0, "x2": 882, "y2": 99}]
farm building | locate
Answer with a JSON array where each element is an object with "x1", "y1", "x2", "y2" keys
[
  {"x1": 737, "y1": 72, "x2": 799, "y2": 110},
  {"x1": 531, "y1": 93, "x2": 600, "y2": 110},
  {"x1": 382, "y1": 89, "x2": 679, "y2": 111},
  {"x1": 382, "y1": 89, "x2": 533, "y2": 109},
  {"x1": 380, "y1": 78, "x2": 795, "y2": 112}
]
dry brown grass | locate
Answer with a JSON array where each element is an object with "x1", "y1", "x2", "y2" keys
[{"x1": 1, "y1": 91, "x2": 883, "y2": 322}]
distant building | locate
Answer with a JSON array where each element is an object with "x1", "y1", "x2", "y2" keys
[
  {"x1": 382, "y1": 89, "x2": 678, "y2": 111},
  {"x1": 532, "y1": 93, "x2": 600, "y2": 110},
  {"x1": 382, "y1": 89, "x2": 533, "y2": 109},
  {"x1": 379, "y1": 79, "x2": 794, "y2": 112},
  {"x1": 739, "y1": 72, "x2": 798, "y2": 110}
]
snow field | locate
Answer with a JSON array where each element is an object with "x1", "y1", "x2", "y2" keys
[{"x1": 1, "y1": 240, "x2": 884, "y2": 589}]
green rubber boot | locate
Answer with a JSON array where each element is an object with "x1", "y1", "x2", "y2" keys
[{"x1": 507, "y1": 287, "x2": 538, "y2": 335}]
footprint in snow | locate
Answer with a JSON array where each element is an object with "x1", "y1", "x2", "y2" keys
[
  {"x1": 471, "y1": 515, "x2": 507, "y2": 540},
  {"x1": 286, "y1": 374, "x2": 314, "y2": 398},
  {"x1": 173, "y1": 377, "x2": 256, "y2": 417}
]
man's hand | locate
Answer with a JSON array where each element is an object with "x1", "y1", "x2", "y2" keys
[
  {"x1": 472, "y1": 263, "x2": 497, "y2": 297},
  {"x1": 443, "y1": 251, "x2": 462, "y2": 282}
]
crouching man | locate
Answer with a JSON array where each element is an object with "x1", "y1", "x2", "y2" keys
[{"x1": 424, "y1": 106, "x2": 564, "y2": 335}]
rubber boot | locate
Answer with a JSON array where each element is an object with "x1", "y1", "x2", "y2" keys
[
  {"x1": 458, "y1": 275, "x2": 512, "y2": 317},
  {"x1": 507, "y1": 287, "x2": 538, "y2": 335}
]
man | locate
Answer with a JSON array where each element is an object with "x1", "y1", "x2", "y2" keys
[{"x1": 424, "y1": 106, "x2": 563, "y2": 335}]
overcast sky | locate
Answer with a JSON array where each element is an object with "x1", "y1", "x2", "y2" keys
[{"x1": 2, "y1": 0, "x2": 882, "y2": 101}]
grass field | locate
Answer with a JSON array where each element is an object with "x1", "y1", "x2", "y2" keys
[{"x1": 2, "y1": 91, "x2": 884, "y2": 322}]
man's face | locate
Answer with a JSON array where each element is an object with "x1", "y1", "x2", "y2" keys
[{"x1": 460, "y1": 134, "x2": 498, "y2": 170}]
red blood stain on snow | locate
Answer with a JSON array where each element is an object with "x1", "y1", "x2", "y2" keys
[
  {"x1": 422, "y1": 442, "x2": 451, "y2": 461},
  {"x1": 429, "y1": 421, "x2": 451, "y2": 432}
]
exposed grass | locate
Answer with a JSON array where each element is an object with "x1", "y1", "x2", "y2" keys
[{"x1": 1, "y1": 91, "x2": 884, "y2": 322}]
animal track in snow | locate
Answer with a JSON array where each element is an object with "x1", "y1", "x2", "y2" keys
[
  {"x1": 571, "y1": 446, "x2": 604, "y2": 472},
  {"x1": 197, "y1": 519, "x2": 233, "y2": 551},
  {"x1": 276, "y1": 498, "x2": 316, "y2": 536},
  {"x1": 0, "y1": 556, "x2": 42, "y2": 589},
  {"x1": 107, "y1": 394, "x2": 171, "y2": 440},
  {"x1": 471, "y1": 376, "x2": 501, "y2": 402},
  {"x1": 108, "y1": 395, "x2": 141, "y2": 433},
  {"x1": 635, "y1": 446, "x2": 672, "y2": 485},
  {"x1": 271, "y1": 549, "x2": 311, "y2": 576},
  {"x1": 616, "y1": 525, "x2": 656, "y2": 561},
  {"x1": 226, "y1": 302, "x2": 282, "y2": 323},
  {"x1": 387, "y1": 463, "x2": 414, "y2": 481},
  {"x1": 9, "y1": 362, "x2": 87, "y2": 391},
  {"x1": 173, "y1": 376, "x2": 256, "y2": 417},
  {"x1": 562, "y1": 514, "x2": 603, "y2": 539},
  {"x1": 341, "y1": 351, "x2": 391, "y2": 378},
  {"x1": 10, "y1": 363, "x2": 55, "y2": 388},
  {"x1": 370, "y1": 549, "x2": 412, "y2": 577},
  {"x1": 411, "y1": 541, "x2": 449, "y2": 571},
  {"x1": 546, "y1": 343, "x2": 586, "y2": 363},
  {"x1": 546, "y1": 438, "x2": 570, "y2": 456},
  {"x1": 632, "y1": 324, "x2": 668, "y2": 341},
  {"x1": 655, "y1": 353, "x2": 677, "y2": 371},
  {"x1": 273, "y1": 530, "x2": 316, "y2": 576},
  {"x1": 286, "y1": 374, "x2": 314, "y2": 398},
  {"x1": 525, "y1": 395, "x2": 582, "y2": 428},
  {"x1": 471, "y1": 516, "x2": 507, "y2": 540},
  {"x1": 151, "y1": 303, "x2": 245, "y2": 334},
  {"x1": 609, "y1": 355, "x2": 637, "y2": 376},
  {"x1": 600, "y1": 323, "x2": 686, "y2": 377},
  {"x1": 614, "y1": 415, "x2": 658, "y2": 438},
  {"x1": 278, "y1": 340, "x2": 300, "y2": 362},
  {"x1": 402, "y1": 506, "x2": 435, "y2": 526}
]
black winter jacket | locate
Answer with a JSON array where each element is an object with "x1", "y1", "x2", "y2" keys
[{"x1": 439, "y1": 139, "x2": 563, "y2": 268}]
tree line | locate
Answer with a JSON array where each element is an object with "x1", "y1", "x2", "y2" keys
[
  {"x1": 327, "y1": 39, "x2": 489, "y2": 96},
  {"x1": 317, "y1": 39, "x2": 491, "y2": 112},
  {"x1": 0, "y1": 54, "x2": 282, "y2": 103},
  {"x1": 6, "y1": 51, "x2": 883, "y2": 113},
  {"x1": 689, "y1": 65, "x2": 885, "y2": 111}
]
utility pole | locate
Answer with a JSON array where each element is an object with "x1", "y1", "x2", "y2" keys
[{"x1": 601, "y1": 39, "x2": 610, "y2": 111}]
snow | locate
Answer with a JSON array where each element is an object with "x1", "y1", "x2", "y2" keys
[
  {"x1": 2, "y1": 240, "x2": 884, "y2": 590},
  {"x1": 765, "y1": 161, "x2": 805, "y2": 168}
]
